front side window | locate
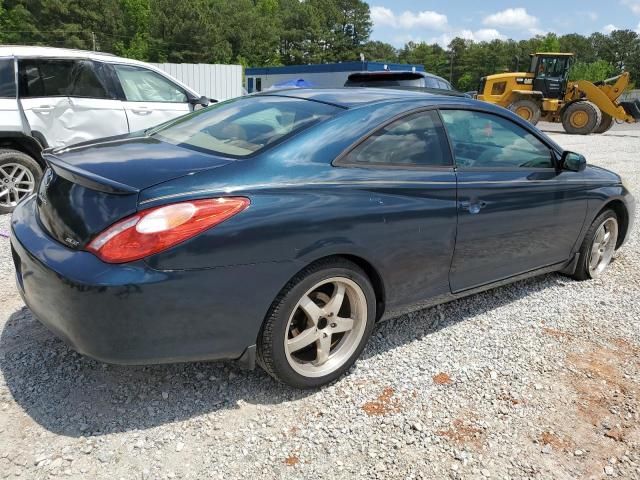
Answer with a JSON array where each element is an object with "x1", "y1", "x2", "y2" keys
[
  {"x1": 342, "y1": 110, "x2": 452, "y2": 167},
  {"x1": 151, "y1": 96, "x2": 341, "y2": 157},
  {"x1": 114, "y1": 65, "x2": 187, "y2": 103},
  {"x1": 0, "y1": 58, "x2": 16, "y2": 98},
  {"x1": 440, "y1": 109, "x2": 553, "y2": 169},
  {"x1": 71, "y1": 60, "x2": 109, "y2": 98}
]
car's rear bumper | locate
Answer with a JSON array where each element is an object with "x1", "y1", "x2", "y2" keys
[{"x1": 10, "y1": 196, "x2": 297, "y2": 365}]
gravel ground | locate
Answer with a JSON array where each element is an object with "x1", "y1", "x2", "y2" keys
[{"x1": 0, "y1": 126, "x2": 639, "y2": 480}]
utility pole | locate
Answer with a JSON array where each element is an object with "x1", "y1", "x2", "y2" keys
[
  {"x1": 91, "y1": 32, "x2": 96, "y2": 51},
  {"x1": 449, "y1": 51, "x2": 455, "y2": 83}
]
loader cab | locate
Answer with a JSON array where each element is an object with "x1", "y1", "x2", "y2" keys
[{"x1": 529, "y1": 53, "x2": 574, "y2": 99}]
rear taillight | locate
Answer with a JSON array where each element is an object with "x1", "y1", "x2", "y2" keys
[{"x1": 86, "y1": 197, "x2": 250, "y2": 263}]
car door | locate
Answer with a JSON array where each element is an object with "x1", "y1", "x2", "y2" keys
[
  {"x1": 440, "y1": 108, "x2": 588, "y2": 292},
  {"x1": 62, "y1": 59, "x2": 128, "y2": 145},
  {"x1": 111, "y1": 64, "x2": 192, "y2": 132},
  {"x1": 18, "y1": 58, "x2": 75, "y2": 148},
  {"x1": 336, "y1": 109, "x2": 458, "y2": 306}
]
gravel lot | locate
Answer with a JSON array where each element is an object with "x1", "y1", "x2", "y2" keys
[{"x1": 1, "y1": 124, "x2": 639, "y2": 480}]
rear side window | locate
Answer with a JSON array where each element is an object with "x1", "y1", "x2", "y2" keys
[
  {"x1": 19, "y1": 59, "x2": 75, "y2": 97},
  {"x1": 0, "y1": 58, "x2": 16, "y2": 98},
  {"x1": 18, "y1": 59, "x2": 109, "y2": 98},
  {"x1": 152, "y1": 96, "x2": 341, "y2": 157},
  {"x1": 114, "y1": 65, "x2": 187, "y2": 103},
  {"x1": 341, "y1": 110, "x2": 452, "y2": 167},
  {"x1": 440, "y1": 109, "x2": 553, "y2": 169}
]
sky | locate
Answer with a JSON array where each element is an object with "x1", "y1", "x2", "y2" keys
[{"x1": 368, "y1": 1, "x2": 640, "y2": 47}]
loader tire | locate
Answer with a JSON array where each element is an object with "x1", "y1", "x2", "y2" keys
[
  {"x1": 508, "y1": 99, "x2": 542, "y2": 126},
  {"x1": 562, "y1": 101, "x2": 602, "y2": 135},
  {"x1": 593, "y1": 113, "x2": 614, "y2": 134}
]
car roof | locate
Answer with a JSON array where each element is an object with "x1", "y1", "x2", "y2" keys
[
  {"x1": 261, "y1": 87, "x2": 465, "y2": 108},
  {"x1": 0, "y1": 45, "x2": 198, "y2": 96}
]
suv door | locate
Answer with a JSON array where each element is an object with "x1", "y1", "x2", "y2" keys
[
  {"x1": 18, "y1": 58, "x2": 75, "y2": 148},
  {"x1": 18, "y1": 58, "x2": 128, "y2": 147},
  {"x1": 440, "y1": 109, "x2": 588, "y2": 292},
  {"x1": 0, "y1": 57, "x2": 22, "y2": 133},
  {"x1": 111, "y1": 64, "x2": 191, "y2": 132},
  {"x1": 64, "y1": 60, "x2": 128, "y2": 145}
]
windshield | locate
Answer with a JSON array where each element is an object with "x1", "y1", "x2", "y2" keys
[{"x1": 151, "y1": 96, "x2": 342, "y2": 157}]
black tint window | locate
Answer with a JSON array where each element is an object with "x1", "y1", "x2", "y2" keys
[
  {"x1": 440, "y1": 110, "x2": 553, "y2": 169},
  {"x1": 0, "y1": 58, "x2": 16, "y2": 98},
  {"x1": 19, "y1": 59, "x2": 75, "y2": 97},
  {"x1": 344, "y1": 111, "x2": 452, "y2": 167},
  {"x1": 70, "y1": 61, "x2": 109, "y2": 98}
]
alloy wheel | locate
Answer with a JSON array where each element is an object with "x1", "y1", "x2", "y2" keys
[
  {"x1": 284, "y1": 277, "x2": 367, "y2": 378},
  {"x1": 588, "y1": 217, "x2": 618, "y2": 278},
  {"x1": 0, "y1": 163, "x2": 36, "y2": 208}
]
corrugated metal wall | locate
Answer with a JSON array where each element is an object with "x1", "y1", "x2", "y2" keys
[{"x1": 150, "y1": 63, "x2": 243, "y2": 101}]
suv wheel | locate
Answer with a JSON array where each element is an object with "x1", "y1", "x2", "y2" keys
[{"x1": 0, "y1": 149, "x2": 43, "y2": 214}]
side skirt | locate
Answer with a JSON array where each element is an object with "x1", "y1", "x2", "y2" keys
[{"x1": 379, "y1": 257, "x2": 573, "y2": 322}]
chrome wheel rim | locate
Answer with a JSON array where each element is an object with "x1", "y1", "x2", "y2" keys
[
  {"x1": 284, "y1": 277, "x2": 367, "y2": 378},
  {"x1": 0, "y1": 163, "x2": 36, "y2": 208},
  {"x1": 588, "y1": 217, "x2": 618, "y2": 278}
]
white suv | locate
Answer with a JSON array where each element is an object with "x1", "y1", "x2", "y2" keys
[{"x1": 0, "y1": 46, "x2": 210, "y2": 213}]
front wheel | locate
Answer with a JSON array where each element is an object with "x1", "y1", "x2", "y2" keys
[
  {"x1": 572, "y1": 210, "x2": 619, "y2": 280},
  {"x1": 0, "y1": 149, "x2": 43, "y2": 215},
  {"x1": 561, "y1": 101, "x2": 602, "y2": 135},
  {"x1": 257, "y1": 259, "x2": 376, "y2": 388}
]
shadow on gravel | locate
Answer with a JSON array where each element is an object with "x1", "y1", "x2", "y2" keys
[{"x1": 0, "y1": 273, "x2": 564, "y2": 437}]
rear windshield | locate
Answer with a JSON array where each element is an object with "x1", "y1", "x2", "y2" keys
[
  {"x1": 345, "y1": 73, "x2": 425, "y2": 88},
  {"x1": 152, "y1": 96, "x2": 341, "y2": 157}
]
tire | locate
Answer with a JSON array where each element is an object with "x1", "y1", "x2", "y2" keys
[
  {"x1": 561, "y1": 101, "x2": 602, "y2": 135},
  {"x1": 257, "y1": 258, "x2": 376, "y2": 388},
  {"x1": 572, "y1": 209, "x2": 619, "y2": 281},
  {"x1": 593, "y1": 113, "x2": 614, "y2": 134},
  {"x1": 508, "y1": 99, "x2": 542, "y2": 125},
  {"x1": 0, "y1": 149, "x2": 43, "y2": 215}
]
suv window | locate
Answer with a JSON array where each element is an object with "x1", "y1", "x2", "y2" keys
[
  {"x1": 19, "y1": 59, "x2": 74, "y2": 97},
  {"x1": 18, "y1": 59, "x2": 109, "y2": 99},
  {"x1": 114, "y1": 65, "x2": 187, "y2": 103},
  {"x1": 0, "y1": 58, "x2": 16, "y2": 98},
  {"x1": 151, "y1": 96, "x2": 340, "y2": 157},
  {"x1": 342, "y1": 110, "x2": 452, "y2": 167},
  {"x1": 71, "y1": 60, "x2": 109, "y2": 98},
  {"x1": 440, "y1": 109, "x2": 553, "y2": 169}
]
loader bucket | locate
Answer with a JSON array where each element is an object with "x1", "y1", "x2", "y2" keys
[{"x1": 620, "y1": 100, "x2": 640, "y2": 121}]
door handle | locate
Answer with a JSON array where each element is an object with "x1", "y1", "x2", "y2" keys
[
  {"x1": 32, "y1": 105, "x2": 54, "y2": 113},
  {"x1": 131, "y1": 108, "x2": 152, "y2": 115},
  {"x1": 459, "y1": 201, "x2": 487, "y2": 214}
]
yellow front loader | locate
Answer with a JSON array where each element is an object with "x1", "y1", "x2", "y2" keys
[{"x1": 477, "y1": 53, "x2": 640, "y2": 134}]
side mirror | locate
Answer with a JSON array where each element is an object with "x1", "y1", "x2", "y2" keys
[
  {"x1": 189, "y1": 95, "x2": 210, "y2": 107},
  {"x1": 561, "y1": 151, "x2": 587, "y2": 172}
]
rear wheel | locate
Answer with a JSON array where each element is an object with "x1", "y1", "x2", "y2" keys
[
  {"x1": 572, "y1": 210, "x2": 619, "y2": 280},
  {"x1": 593, "y1": 113, "x2": 614, "y2": 134},
  {"x1": 0, "y1": 149, "x2": 43, "y2": 215},
  {"x1": 257, "y1": 258, "x2": 376, "y2": 388},
  {"x1": 508, "y1": 99, "x2": 542, "y2": 125},
  {"x1": 561, "y1": 101, "x2": 602, "y2": 135}
]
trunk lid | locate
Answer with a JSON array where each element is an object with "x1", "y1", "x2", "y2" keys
[{"x1": 37, "y1": 135, "x2": 236, "y2": 249}]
